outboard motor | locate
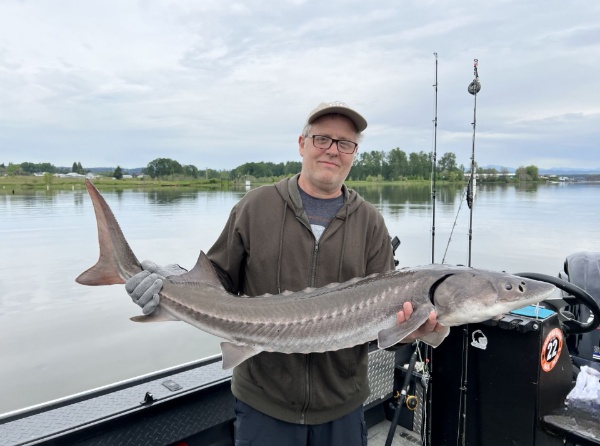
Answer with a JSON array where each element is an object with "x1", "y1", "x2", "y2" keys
[{"x1": 559, "y1": 251, "x2": 600, "y2": 371}]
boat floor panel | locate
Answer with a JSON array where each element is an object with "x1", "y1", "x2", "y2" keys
[{"x1": 368, "y1": 420, "x2": 422, "y2": 446}]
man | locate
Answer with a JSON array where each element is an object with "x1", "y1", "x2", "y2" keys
[{"x1": 127, "y1": 101, "x2": 440, "y2": 445}]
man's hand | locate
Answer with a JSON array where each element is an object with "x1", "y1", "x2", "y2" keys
[
  {"x1": 396, "y1": 301, "x2": 443, "y2": 343},
  {"x1": 125, "y1": 261, "x2": 187, "y2": 315}
]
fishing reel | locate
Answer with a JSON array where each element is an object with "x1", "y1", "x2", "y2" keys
[
  {"x1": 405, "y1": 395, "x2": 418, "y2": 410},
  {"x1": 391, "y1": 390, "x2": 418, "y2": 411},
  {"x1": 468, "y1": 59, "x2": 481, "y2": 95}
]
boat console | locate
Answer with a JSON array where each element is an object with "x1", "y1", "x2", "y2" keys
[{"x1": 428, "y1": 252, "x2": 600, "y2": 445}]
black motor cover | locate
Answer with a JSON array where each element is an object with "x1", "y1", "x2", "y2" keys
[{"x1": 561, "y1": 251, "x2": 600, "y2": 369}]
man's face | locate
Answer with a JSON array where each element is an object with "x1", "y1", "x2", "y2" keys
[{"x1": 298, "y1": 114, "x2": 358, "y2": 197}]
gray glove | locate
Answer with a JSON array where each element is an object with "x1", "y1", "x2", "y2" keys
[{"x1": 125, "y1": 261, "x2": 187, "y2": 315}]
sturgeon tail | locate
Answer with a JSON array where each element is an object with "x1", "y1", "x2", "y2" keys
[{"x1": 76, "y1": 179, "x2": 142, "y2": 285}]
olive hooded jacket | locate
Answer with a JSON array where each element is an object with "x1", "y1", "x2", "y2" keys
[{"x1": 207, "y1": 174, "x2": 395, "y2": 424}]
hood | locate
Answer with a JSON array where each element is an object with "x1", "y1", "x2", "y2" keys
[{"x1": 274, "y1": 174, "x2": 364, "y2": 221}]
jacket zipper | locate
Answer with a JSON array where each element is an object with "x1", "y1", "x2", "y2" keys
[
  {"x1": 297, "y1": 215, "x2": 339, "y2": 423},
  {"x1": 300, "y1": 354, "x2": 312, "y2": 424},
  {"x1": 309, "y1": 220, "x2": 337, "y2": 286},
  {"x1": 300, "y1": 239, "x2": 319, "y2": 423},
  {"x1": 309, "y1": 242, "x2": 319, "y2": 287},
  {"x1": 296, "y1": 215, "x2": 320, "y2": 287}
]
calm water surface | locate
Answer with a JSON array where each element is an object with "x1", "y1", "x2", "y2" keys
[{"x1": 1, "y1": 182, "x2": 599, "y2": 414}]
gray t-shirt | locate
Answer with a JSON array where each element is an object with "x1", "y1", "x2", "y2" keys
[{"x1": 298, "y1": 187, "x2": 344, "y2": 242}]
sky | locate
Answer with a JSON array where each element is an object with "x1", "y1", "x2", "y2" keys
[{"x1": 0, "y1": 0, "x2": 599, "y2": 171}]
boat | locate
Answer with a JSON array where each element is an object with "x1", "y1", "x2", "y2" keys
[{"x1": 1, "y1": 252, "x2": 599, "y2": 445}]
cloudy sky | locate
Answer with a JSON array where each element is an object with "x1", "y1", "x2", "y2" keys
[{"x1": 1, "y1": 0, "x2": 598, "y2": 171}]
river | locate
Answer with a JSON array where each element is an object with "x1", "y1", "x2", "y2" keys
[{"x1": 0, "y1": 181, "x2": 599, "y2": 414}]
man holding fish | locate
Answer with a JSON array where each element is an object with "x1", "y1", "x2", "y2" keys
[{"x1": 126, "y1": 102, "x2": 442, "y2": 445}]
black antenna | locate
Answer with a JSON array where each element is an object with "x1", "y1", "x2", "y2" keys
[
  {"x1": 467, "y1": 59, "x2": 481, "y2": 267},
  {"x1": 431, "y1": 53, "x2": 439, "y2": 264},
  {"x1": 457, "y1": 59, "x2": 481, "y2": 446}
]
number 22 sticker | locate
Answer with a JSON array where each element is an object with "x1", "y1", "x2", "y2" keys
[{"x1": 541, "y1": 328, "x2": 563, "y2": 372}]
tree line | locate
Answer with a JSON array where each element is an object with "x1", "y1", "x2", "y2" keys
[
  {"x1": 350, "y1": 149, "x2": 463, "y2": 181},
  {"x1": 0, "y1": 149, "x2": 541, "y2": 183}
]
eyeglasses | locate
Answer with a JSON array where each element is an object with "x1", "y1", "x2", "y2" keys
[{"x1": 308, "y1": 135, "x2": 358, "y2": 154}]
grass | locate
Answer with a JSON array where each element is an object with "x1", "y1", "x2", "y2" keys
[
  {"x1": 0, "y1": 174, "x2": 469, "y2": 194},
  {"x1": 0, "y1": 175, "x2": 233, "y2": 192}
]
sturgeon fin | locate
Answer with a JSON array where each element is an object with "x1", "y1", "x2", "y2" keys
[
  {"x1": 130, "y1": 307, "x2": 179, "y2": 323},
  {"x1": 169, "y1": 251, "x2": 225, "y2": 290},
  {"x1": 377, "y1": 305, "x2": 432, "y2": 349},
  {"x1": 76, "y1": 179, "x2": 142, "y2": 285},
  {"x1": 220, "y1": 342, "x2": 261, "y2": 369},
  {"x1": 418, "y1": 326, "x2": 450, "y2": 347}
]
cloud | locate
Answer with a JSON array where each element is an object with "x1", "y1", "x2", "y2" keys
[{"x1": 0, "y1": 0, "x2": 598, "y2": 169}]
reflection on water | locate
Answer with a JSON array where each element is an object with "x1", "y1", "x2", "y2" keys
[{"x1": 0, "y1": 182, "x2": 599, "y2": 414}]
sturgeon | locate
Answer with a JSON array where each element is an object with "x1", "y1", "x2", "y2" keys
[{"x1": 76, "y1": 179, "x2": 556, "y2": 369}]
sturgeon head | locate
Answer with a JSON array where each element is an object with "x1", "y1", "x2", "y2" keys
[{"x1": 431, "y1": 266, "x2": 556, "y2": 327}]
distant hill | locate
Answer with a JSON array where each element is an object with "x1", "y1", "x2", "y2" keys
[
  {"x1": 481, "y1": 166, "x2": 600, "y2": 176},
  {"x1": 538, "y1": 167, "x2": 600, "y2": 175}
]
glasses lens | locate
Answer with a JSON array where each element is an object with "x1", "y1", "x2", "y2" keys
[
  {"x1": 313, "y1": 136, "x2": 332, "y2": 148},
  {"x1": 337, "y1": 141, "x2": 356, "y2": 153},
  {"x1": 311, "y1": 135, "x2": 356, "y2": 153}
]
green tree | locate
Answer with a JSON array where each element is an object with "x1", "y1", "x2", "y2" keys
[
  {"x1": 515, "y1": 165, "x2": 539, "y2": 182},
  {"x1": 481, "y1": 167, "x2": 498, "y2": 182},
  {"x1": 71, "y1": 162, "x2": 84, "y2": 174},
  {"x1": 350, "y1": 154, "x2": 365, "y2": 180},
  {"x1": 183, "y1": 164, "x2": 199, "y2": 179},
  {"x1": 6, "y1": 163, "x2": 23, "y2": 176},
  {"x1": 144, "y1": 158, "x2": 184, "y2": 178},
  {"x1": 499, "y1": 168, "x2": 511, "y2": 183},
  {"x1": 38, "y1": 162, "x2": 56, "y2": 173},
  {"x1": 284, "y1": 161, "x2": 302, "y2": 176},
  {"x1": 113, "y1": 166, "x2": 123, "y2": 179},
  {"x1": 438, "y1": 152, "x2": 457, "y2": 173},
  {"x1": 386, "y1": 148, "x2": 409, "y2": 180},
  {"x1": 21, "y1": 162, "x2": 37, "y2": 174},
  {"x1": 351, "y1": 150, "x2": 385, "y2": 180},
  {"x1": 369, "y1": 150, "x2": 385, "y2": 179},
  {"x1": 408, "y1": 151, "x2": 431, "y2": 179},
  {"x1": 233, "y1": 162, "x2": 272, "y2": 179},
  {"x1": 525, "y1": 165, "x2": 539, "y2": 181}
]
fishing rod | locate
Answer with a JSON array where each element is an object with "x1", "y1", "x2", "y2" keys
[
  {"x1": 384, "y1": 343, "x2": 419, "y2": 446},
  {"x1": 387, "y1": 54, "x2": 440, "y2": 446},
  {"x1": 440, "y1": 59, "x2": 481, "y2": 266},
  {"x1": 457, "y1": 58, "x2": 481, "y2": 446},
  {"x1": 431, "y1": 52, "x2": 439, "y2": 264},
  {"x1": 466, "y1": 59, "x2": 481, "y2": 268},
  {"x1": 423, "y1": 53, "x2": 439, "y2": 446}
]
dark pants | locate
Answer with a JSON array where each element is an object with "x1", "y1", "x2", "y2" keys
[{"x1": 233, "y1": 400, "x2": 367, "y2": 446}]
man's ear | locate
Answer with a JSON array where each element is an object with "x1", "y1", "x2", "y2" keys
[{"x1": 298, "y1": 135, "x2": 305, "y2": 157}]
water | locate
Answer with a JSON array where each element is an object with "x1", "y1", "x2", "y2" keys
[{"x1": 1, "y1": 182, "x2": 599, "y2": 415}]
